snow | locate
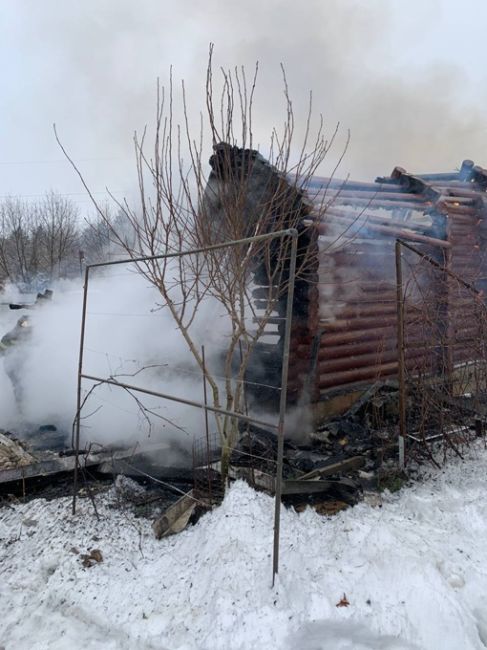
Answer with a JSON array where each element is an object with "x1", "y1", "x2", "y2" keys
[{"x1": 2, "y1": 445, "x2": 487, "y2": 650}]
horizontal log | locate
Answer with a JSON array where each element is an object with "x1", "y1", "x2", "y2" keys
[
  {"x1": 448, "y1": 222, "x2": 479, "y2": 229},
  {"x1": 320, "y1": 307, "x2": 398, "y2": 323},
  {"x1": 318, "y1": 347, "x2": 425, "y2": 374},
  {"x1": 431, "y1": 182, "x2": 480, "y2": 190},
  {"x1": 317, "y1": 221, "x2": 450, "y2": 249},
  {"x1": 322, "y1": 303, "x2": 398, "y2": 319},
  {"x1": 295, "y1": 328, "x2": 441, "y2": 356},
  {"x1": 449, "y1": 227, "x2": 481, "y2": 242},
  {"x1": 319, "y1": 315, "x2": 401, "y2": 333},
  {"x1": 317, "y1": 288, "x2": 397, "y2": 302},
  {"x1": 317, "y1": 355, "x2": 439, "y2": 389},
  {"x1": 300, "y1": 177, "x2": 404, "y2": 193},
  {"x1": 299, "y1": 339, "x2": 395, "y2": 360},
  {"x1": 317, "y1": 295, "x2": 399, "y2": 306},
  {"x1": 317, "y1": 362, "x2": 400, "y2": 389},
  {"x1": 319, "y1": 326, "x2": 397, "y2": 347},
  {"x1": 416, "y1": 172, "x2": 460, "y2": 182},
  {"x1": 443, "y1": 189, "x2": 486, "y2": 200},
  {"x1": 318, "y1": 208, "x2": 432, "y2": 234},
  {"x1": 316, "y1": 189, "x2": 425, "y2": 202},
  {"x1": 450, "y1": 227, "x2": 484, "y2": 241},
  {"x1": 296, "y1": 326, "x2": 447, "y2": 353},
  {"x1": 440, "y1": 204, "x2": 481, "y2": 216},
  {"x1": 318, "y1": 314, "x2": 431, "y2": 334},
  {"x1": 447, "y1": 218, "x2": 480, "y2": 227},
  {"x1": 438, "y1": 196, "x2": 480, "y2": 206},
  {"x1": 326, "y1": 197, "x2": 431, "y2": 211}
]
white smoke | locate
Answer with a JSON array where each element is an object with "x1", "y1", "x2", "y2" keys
[
  {"x1": 2, "y1": 0, "x2": 487, "y2": 207},
  {"x1": 0, "y1": 269, "x2": 230, "y2": 451}
]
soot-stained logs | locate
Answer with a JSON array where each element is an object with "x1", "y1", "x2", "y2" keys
[
  {"x1": 203, "y1": 149, "x2": 487, "y2": 410},
  {"x1": 200, "y1": 143, "x2": 319, "y2": 409}
]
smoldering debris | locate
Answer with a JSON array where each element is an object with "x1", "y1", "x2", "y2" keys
[
  {"x1": 0, "y1": 429, "x2": 192, "y2": 509},
  {"x1": 0, "y1": 431, "x2": 35, "y2": 471},
  {"x1": 3, "y1": 376, "x2": 484, "y2": 543}
]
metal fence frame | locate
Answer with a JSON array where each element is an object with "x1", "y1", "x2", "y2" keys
[
  {"x1": 395, "y1": 237, "x2": 486, "y2": 468},
  {"x1": 72, "y1": 228, "x2": 298, "y2": 583}
]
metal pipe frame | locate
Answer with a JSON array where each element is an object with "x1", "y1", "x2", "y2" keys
[
  {"x1": 395, "y1": 240, "x2": 406, "y2": 468},
  {"x1": 272, "y1": 232, "x2": 298, "y2": 585},
  {"x1": 72, "y1": 228, "x2": 299, "y2": 586},
  {"x1": 393, "y1": 237, "x2": 483, "y2": 469}
]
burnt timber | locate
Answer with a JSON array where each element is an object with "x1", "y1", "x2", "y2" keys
[{"x1": 235, "y1": 153, "x2": 487, "y2": 412}]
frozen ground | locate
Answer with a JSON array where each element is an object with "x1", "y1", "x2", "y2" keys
[{"x1": 2, "y1": 445, "x2": 487, "y2": 650}]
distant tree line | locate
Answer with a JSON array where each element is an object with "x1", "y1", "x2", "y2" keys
[{"x1": 0, "y1": 192, "x2": 113, "y2": 288}]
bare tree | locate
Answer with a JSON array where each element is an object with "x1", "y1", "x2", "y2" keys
[
  {"x1": 79, "y1": 216, "x2": 110, "y2": 266},
  {"x1": 58, "y1": 50, "x2": 345, "y2": 482},
  {"x1": 37, "y1": 191, "x2": 80, "y2": 279},
  {"x1": 0, "y1": 192, "x2": 85, "y2": 285},
  {"x1": 0, "y1": 197, "x2": 33, "y2": 283}
]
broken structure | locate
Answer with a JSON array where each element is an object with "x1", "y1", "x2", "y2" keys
[{"x1": 207, "y1": 150, "x2": 487, "y2": 419}]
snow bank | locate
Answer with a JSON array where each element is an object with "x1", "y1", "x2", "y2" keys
[{"x1": 2, "y1": 445, "x2": 487, "y2": 649}]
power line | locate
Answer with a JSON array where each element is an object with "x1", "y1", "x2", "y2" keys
[
  {"x1": 0, "y1": 157, "x2": 131, "y2": 166},
  {"x1": 0, "y1": 189, "x2": 134, "y2": 200}
]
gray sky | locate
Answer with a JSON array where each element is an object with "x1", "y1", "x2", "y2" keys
[{"x1": 1, "y1": 0, "x2": 487, "y2": 214}]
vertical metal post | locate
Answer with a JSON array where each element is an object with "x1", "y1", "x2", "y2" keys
[
  {"x1": 272, "y1": 231, "x2": 298, "y2": 585},
  {"x1": 79, "y1": 250, "x2": 85, "y2": 279},
  {"x1": 238, "y1": 339, "x2": 254, "y2": 487},
  {"x1": 201, "y1": 345, "x2": 213, "y2": 504},
  {"x1": 395, "y1": 240, "x2": 406, "y2": 468},
  {"x1": 72, "y1": 266, "x2": 90, "y2": 515},
  {"x1": 238, "y1": 339, "x2": 250, "y2": 418}
]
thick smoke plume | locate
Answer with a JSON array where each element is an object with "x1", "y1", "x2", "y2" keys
[{"x1": 2, "y1": 0, "x2": 487, "y2": 206}]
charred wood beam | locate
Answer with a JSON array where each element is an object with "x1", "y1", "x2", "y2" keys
[
  {"x1": 317, "y1": 348, "x2": 425, "y2": 375},
  {"x1": 313, "y1": 189, "x2": 426, "y2": 202},
  {"x1": 315, "y1": 221, "x2": 450, "y2": 249},
  {"x1": 300, "y1": 177, "x2": 401, "y2": 192},
  {"x1": 316, "y1": 208, "x2": 439, "y2": 233}
]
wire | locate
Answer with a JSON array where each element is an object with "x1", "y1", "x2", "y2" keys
[
  {"x1": 112, "y1": 459, "x2": 207, "y2": 505},
  {"x1": 83, "y1": 346, "x2": 283, "y2": 391},
  {"x1": 0, "y1": 189, "x2": 133, "y2": 200},
  {"x1": 0, "y1": 157, "x2": 132, "y2": 165}
]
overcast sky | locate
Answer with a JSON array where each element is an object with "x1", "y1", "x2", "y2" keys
[{"x1": 1, "y1": 0, "x2": 487, "y2": 214}]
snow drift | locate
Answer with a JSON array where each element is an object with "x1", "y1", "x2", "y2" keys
[{"x1": 2, "y1": 443, "x2": 487, "y2": 649}]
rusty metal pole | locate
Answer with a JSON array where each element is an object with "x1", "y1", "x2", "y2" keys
[
  {"x1": 80, "y1": 373, "x2": 278, "y2": 429},
  {"x1": 395, "y1": 240, "x2": 406, "y2": 468},
  {"x1": 72, "y1": 229, "x2": 296, "y2": 523},
  {"x1": 72, "y1": 266, "x2": 90, "y2": 515},
  {"x1": 272, "y1": 230, "x2": 298, "y2": 585}
]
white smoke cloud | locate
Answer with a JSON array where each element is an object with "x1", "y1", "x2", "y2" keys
[
  {"x1": 2, "y1": 0, "x2": 487, "y2": 207},
  {"x1": 0, "y1": 269, "x2": 230, "y2": 452}
]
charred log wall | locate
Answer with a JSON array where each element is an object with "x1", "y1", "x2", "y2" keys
[
  {"x1": 199, "y1": 143, "x2": 319, "y2": 410},
  {"x1": 201, "y1": 148, "x2": 487, "y2": 412},
  {"x1": 297, "y1": 160, "x2": 487, "y2": 408}
]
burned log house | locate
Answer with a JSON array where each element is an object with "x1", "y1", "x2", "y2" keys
[{"x1": 209, "y1": 150, "x2": 487, "y2": 419}]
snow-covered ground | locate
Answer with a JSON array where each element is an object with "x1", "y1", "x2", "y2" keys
[{"x1": 2, "y1": 445, "x2": 487, "y2": 650}]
